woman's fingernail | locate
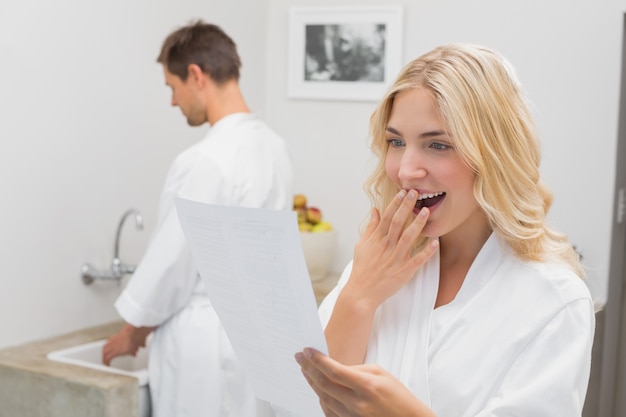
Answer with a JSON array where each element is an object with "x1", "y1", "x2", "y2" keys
[
  {"x1": 396, "y1": 189, "x2": 407, "y2": 199},
  {"x1": 304, "y1": 348, "x2": 313, "y2": 359},
  {"x1": 295, "y1": 352, "x2": 304, "y2": 364},
  {"x1": 419, "y1": 207, "x2": 428, "y2": 218},
  {"x1": 407, "y1": 190, "x2": 417, "y2": 199}
]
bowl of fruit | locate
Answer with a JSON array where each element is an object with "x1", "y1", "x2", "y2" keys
[{"x1": 293, "y1": 194, "x2": 337, "y2": 284}]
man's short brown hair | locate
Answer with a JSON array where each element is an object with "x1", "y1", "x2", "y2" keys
[{"x1": 157, "y1": 20, "x2": 241, "y2": 84}]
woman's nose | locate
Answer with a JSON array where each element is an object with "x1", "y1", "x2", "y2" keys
[{"x1": 397, "y1": 150, "x2": 427, "y2": 182}]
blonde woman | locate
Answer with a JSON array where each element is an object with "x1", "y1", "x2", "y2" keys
[{"x1": 295, "y1": 44, "x2": 594, "y2": 417}]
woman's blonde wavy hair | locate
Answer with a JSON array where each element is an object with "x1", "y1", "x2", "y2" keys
[{"x1": 365, "y1": 43, "x2": 584, "y2": 278}]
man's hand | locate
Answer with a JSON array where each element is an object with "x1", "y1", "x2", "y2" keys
[{"x1": 102, "y1": 324, "x2": 155, "y2": 366}]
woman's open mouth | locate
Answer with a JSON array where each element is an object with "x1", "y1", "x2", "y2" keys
[{"x1": 415, "y1": 192, "x2": 445, "y2": 210}]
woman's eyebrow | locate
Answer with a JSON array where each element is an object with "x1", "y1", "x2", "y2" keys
[
  {"x1": 386, "y1": 126, "x2": 447, "y2": 138},
  {"x1": 420, "y1": 130, "x2": 447, "y2": 138},
  {"x1": 386, "y1": 127, "x2": 401, "y2": 135}
]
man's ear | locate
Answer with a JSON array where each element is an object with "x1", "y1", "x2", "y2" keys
[{"x1": 187, "y1": 64, "x2": 206, "y2": 87}]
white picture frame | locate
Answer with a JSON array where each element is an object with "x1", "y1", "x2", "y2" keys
[{"x1": 287, "y1": 5, "x2": 404, "y2": 102}]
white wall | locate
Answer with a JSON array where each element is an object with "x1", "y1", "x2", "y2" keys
[
  {"x1": 0, "y1": 0, "x2": 623, "y2": 349},
  {"x1": 265, "y1": 0, "x2": 626, "y2": 309},
  {"x1": 0, "y1": 0, "x2": 269, "y2": 349}
]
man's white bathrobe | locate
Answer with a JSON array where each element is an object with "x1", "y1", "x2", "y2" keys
[
  {"x1": 319, "y1": 233, "x2": 595, "y2": 417},
  {"x1": 115, "y1": 113, "x2": 293, "y2": 417}
]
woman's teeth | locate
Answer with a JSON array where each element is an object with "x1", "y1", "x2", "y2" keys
[
  {"x1": 417, "y1": 192, "x2": 444, "y2": 201},
  {"x1": 415, "y1": 192, "x2": 445, "y2": 209}
]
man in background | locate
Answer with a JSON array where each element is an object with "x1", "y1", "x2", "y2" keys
[{"x1": 102, "y1": 20, "x2": 293, "y2": 417}]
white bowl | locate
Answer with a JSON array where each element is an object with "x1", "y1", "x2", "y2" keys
[{"x1": 299, "y1": 229, "x2": 338, "y2": 284}]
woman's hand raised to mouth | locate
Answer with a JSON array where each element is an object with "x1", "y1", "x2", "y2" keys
[{"x1": 346, "y1": 188, "x2": 439, "y2": 309}]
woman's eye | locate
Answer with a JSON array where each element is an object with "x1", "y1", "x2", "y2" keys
[
  {"x1": 386, "y1": 138, "x2": 404, "y2": 147},
  {"x1": 430, "y1": 142, "x2": 451, "y2": 151}
]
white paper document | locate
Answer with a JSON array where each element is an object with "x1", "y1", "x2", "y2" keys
[{"x1": 175, "y1": 197, "x2": 327, "y2": 417}]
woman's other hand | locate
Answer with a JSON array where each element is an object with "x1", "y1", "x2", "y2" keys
[{"x1": 295, "y1": 348, "x2": 436, "y2": 417}]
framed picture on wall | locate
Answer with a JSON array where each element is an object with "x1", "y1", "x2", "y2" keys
[{"x1": 288, "y1": 5, "x2": 404, "y2": 102}]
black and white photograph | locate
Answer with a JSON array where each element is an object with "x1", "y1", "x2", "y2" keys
[
  {"x1": 288, "y1": 6, "x2": 403, "y2": 101},
  {"x1": 304, "y1": 23, "x2": 386, "y2": 83}
]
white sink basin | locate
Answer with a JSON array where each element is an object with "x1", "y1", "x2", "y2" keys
[{"x1": 47, "y1": 339, "x2": 151, "y2": 417}]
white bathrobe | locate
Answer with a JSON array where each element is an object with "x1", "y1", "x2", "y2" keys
[
  {"x1": 319, "y1": 233, "x2": 595, "y2": 417},
  {"x1": 115, "y1": 113, "x2": 293, "y2": 417}
]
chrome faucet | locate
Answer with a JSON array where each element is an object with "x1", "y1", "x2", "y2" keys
[{"x1": 81, "y1": 208, "x2": 144, "y2": 285}]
